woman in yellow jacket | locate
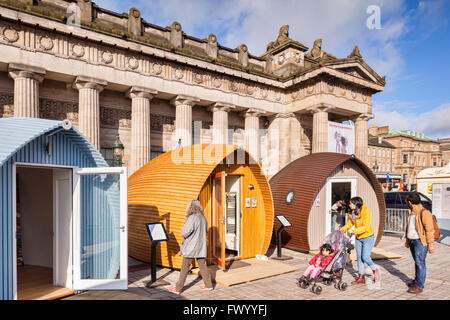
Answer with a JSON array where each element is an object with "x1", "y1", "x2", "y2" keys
[{"x1": 341, "y1": 196, "x2": 380, "y2": 284}]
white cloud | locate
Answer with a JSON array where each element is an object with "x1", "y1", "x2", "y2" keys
[{"x1": 371, "y1": 102, "x2": 450, "y2": 139}]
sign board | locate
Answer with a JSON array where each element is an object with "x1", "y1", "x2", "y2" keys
[
  {"x1": 276, "y1": 215, "x2": 292, "y2": 227},
  {"x1": 145, "y1": 222, "x2": 169, "y2": 242},
  {"x1": 328, "y1": 121, "x2": 355, "y2": 155},
  {"x1": 432, "y1": 183, "x2": 450, "y2": 219}
]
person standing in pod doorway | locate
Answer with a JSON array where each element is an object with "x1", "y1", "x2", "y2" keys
[
  {"x1": 404, "y1": 192, "x2": 435, "y2": 294},
  {"x1": 340, "y1": 196, "x2": 380, "y2": 284},
  {"x1": 169, "y1": 200, "x2": 213, "y2": 294}
]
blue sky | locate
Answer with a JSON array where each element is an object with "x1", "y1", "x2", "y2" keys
[{"x1": 94, "y1": 0, "x2": 450, "y2": 139}]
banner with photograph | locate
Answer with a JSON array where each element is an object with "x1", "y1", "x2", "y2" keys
[{"x1": 328, "y1": 121, "x2": 355, "y2": 155}]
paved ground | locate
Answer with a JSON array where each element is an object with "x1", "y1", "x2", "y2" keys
[{"x1": 65, "y1": 234, "x2": 450, "y2": 300}]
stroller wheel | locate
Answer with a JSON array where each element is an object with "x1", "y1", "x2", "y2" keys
[
  {"x1": 298, "y1": 279, "x2": 308, "y2": 289},
  {"x1": 324, "y1": 279, "x2": 332, "y2": 286},
  {"x1": 339, "y1": 282, "x2": 348, "y2": 291},
  {"x1": 313, "y1": 285, "x2": 322, "y2": 295}
]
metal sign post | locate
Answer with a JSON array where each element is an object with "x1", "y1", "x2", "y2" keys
[
  {"x1": 271, "y1": 215, "x2": 293, "y2": 261},
  {"x1": 145, "y1": 222, "x2": 170, "y2": 288}
]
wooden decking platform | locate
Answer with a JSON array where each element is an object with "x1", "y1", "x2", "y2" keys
[
  {"x1": 17, "y1": 265, "x2": 74, "y2": 300},
  {"x1": 191, "y1": 258, "x2": 299, "y2": 287}
]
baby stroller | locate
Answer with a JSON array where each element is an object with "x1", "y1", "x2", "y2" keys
[{"x1": 297, "y1": 230, "x2": 354, "y2": 295}]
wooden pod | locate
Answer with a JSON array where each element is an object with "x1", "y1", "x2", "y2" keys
[
  {"x1": 269, "y1": 153, "x2": 386, "y2": 252},
  {"x1": 128, "y1": 144, "x2": 274, "y2": 269}
]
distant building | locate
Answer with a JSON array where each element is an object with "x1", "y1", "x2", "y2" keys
[
  {"x1": 438, "y1": 138, "x2": 450, "y2": 166},
  {"x1": 367, "y1": 134, "x2": 401, "y2": 186},
  {"x1": 369, "y1": 125, "x2": 443, "y2": 189}
]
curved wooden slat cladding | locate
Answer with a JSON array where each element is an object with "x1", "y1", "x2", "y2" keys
[
  {"x1": 128, "y1": 144, "x2": 274, "y2": 269},
  {"x1": 269, "y1": 153, "x2": 386, "y2": 252}
]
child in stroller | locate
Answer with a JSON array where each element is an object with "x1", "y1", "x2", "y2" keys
[{"x1": 297, "y1": 230, "x2": 354, "y2": 295}]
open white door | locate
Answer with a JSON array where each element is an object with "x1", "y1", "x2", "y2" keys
[{"x1": 73, "y1": 167, "x2": 127, "y2": 290}]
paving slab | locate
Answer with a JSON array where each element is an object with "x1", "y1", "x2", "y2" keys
[{"x1": 63, "y1": 234, "x2": 450, "y2": 300}]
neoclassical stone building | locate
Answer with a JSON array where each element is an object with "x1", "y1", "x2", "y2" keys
[{"x1": 0, "y1": 0, "x2": 385, "y2": 176}]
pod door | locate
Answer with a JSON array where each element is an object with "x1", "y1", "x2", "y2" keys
[
  {"x1": 73, "y1": 167, "x2": 128, "y2": 290},
  {"x1": 224, "y1": 175, "x2": 241, "y2": 260},
  {"x1": 212, "y1": 173, "x2": 242, "y2": 270},
  {"x1": 326, "y1": 178, "x2": 356, "y2": 235}
]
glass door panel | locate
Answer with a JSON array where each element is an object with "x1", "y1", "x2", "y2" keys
[
  {"x1": 73, "y1": 167, "x2": 127, "y2": 290},
  {"x1": 213, "y1": 174, "x2": 225, "y2": 269}
]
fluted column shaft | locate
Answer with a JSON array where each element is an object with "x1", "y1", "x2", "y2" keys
[
  {"x1": 8, "y1": 64, "x2": 45, "y2": 118},
  {"x1": 310, "y1": 105, "x2": 331, "y2": 153},
  {"x1": 245, "y1": 108, "x2": 263, "y2": 162},
  {"x1": 354, "y1": 113, "x2": 373, "y2": 162},
  {"x1": 74, "y1": 76, "x2": 107, "y2": 149},
  {"x1": 211, "y1": 102, "x2": 235, "y2": 145},
  {"x1": 127, "y1": 87, "x2": 157, "y2": 173},
  {"x1": 171, "y1": 95, "x2": 199, "y2": 148}
]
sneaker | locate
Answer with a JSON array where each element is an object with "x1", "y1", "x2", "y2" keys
[
  {"x1": 168, "y1": 286, "x2": 181, "y2": 294},
  {"x1": 199, "y1": 285, "x2": 213, "y2": 291}
]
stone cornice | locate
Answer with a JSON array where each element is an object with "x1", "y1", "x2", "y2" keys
[{"x1": 0, "y1": 5, "x2": 384, "y2": 94}]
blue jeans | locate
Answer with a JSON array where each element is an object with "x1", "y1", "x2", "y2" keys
[
  {"x1": 355, "y1": 235, "x2": 376, "y2": 275},
  {"x1": 409, "y1": 239, "x2": 428, "y2": 289}
]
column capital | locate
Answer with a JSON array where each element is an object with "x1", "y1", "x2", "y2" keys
[
  {"x1": 353, "y1": 113, "x2": 374, "y2": 122},
  {"x1": 126, "y1": 86, "x2": 158, "y2": 100},
  {"x1": 73, "y1": 76, "x2": 107, "y2": 92},
  {"x1": 306, "y1": 104, "x2": 333, "y2": 114},
  {"x1": 244, "y1": 108, "x2": 265, "y2": 118},
  {"x1": 8, "y1": 63, "x2": 46, "y2": 82},
  {"x1": 208, "y1": 102, "x2": 236, "y2": 113},
  {"x1": 275, "y1": 112, "x2": 296, "y2": 119},
  {"x1": 170, "y1": 94, "x2": 200, "y2": 107}
]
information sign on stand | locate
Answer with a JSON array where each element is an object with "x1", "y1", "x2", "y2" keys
[
  {"x1": 145, "y1": 222, "x2": 170, "y2": 287},
  {"x1": 271, "y1": 215, "x2": 293, "y2": 260}
]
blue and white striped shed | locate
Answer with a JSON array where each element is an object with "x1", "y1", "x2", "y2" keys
[{"x1": 0, "y1": 117, "x2": 122, "y2": 300}]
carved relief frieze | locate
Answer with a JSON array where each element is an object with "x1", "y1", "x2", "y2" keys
[
  {"x1": 150, "y1": 113, "x2": 175, "y2": 132},
  {"x1": 71, "y1": 43, "x2": 86, "y2": 58},
  {"x1": 39, "y1": 98, "x2": 78, "y2": 122},
  {"x1": 39, "y1": 35, "x2": 54, "y2": 51},
  {"x1": 0, "y1": 20, "x2": 376, "y2": 106},
  {"x1": 0, "y1": 93, "x2": 14, "y2": 118},
  {"x1": 212, "y1": 77, "x2": 222, "y2": 88},
  {"x1": 99, "y1": 49, "x2": 114, "y2": 64},
  {"x1": 127, "y1": 56, "x2": 140, "y2": 70},
  {"x1": 245, "y1": 83, "x2": 254, "y2": 95},
  {"x1": 1, "y1": 26, "x2": 19, "y2": 43},
  {"x1": 100, "y1": 107, "x2": 131, "y2": 129}
]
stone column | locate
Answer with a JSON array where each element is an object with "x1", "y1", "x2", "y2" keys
[
  {"x1": 308, "y1": 105, "x2": 331, "y2": 153},
  {"x1": 126, "y1": 86, "x2": 157, "y2": 174},
  {"x1": 277, "y1": 113, "x2": 295, "y2": 169},
  {"x1": 210, "y1": 102, "x2": 235, "y2": 145},
  {"x1": 354, "y1": 113, "x2": 374, "y2": 162},
  {"x1": 73, "y1": 76, "x2": 107, "y2": 149},
  {"x1": 8, "y1": 63, "x2": 46, "y2": 118},
  {"x1": 244, "y1": 108, "x2": 264, "y2": 163},
  {"x1": 171, "y1": 95, "x2": 199, "y2": 148}
]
